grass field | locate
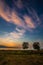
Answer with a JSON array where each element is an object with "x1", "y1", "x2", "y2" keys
[{"x1": 0, "y1": 50, "x2": 43, "y2": 65}]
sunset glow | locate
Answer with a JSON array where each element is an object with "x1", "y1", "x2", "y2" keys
[{"x1": 0, "y1": 0, "x2": 43, "y2": 49}]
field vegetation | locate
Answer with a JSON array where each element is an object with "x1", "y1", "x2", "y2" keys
[{"x1": 0, "y1": 50, "x2": 43, "y2": 65}]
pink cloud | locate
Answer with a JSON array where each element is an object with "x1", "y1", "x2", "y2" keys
[
  {"x1": 11, "y1": 12, "x2": 24, "y2": 26},
  {"x1": 0, "y1": 0, "x2": 23, "y2": 26},
  {"x1": 23, "y1": 15, "x2": 35, "y2": 28},
  {"x1": 0, "y1": 0, "x2": 41, "y2": 33},
  {"x1": 0, "y1": 5, "x2": 10, "y2": 21}
]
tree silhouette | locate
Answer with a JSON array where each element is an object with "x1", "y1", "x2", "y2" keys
[
  {"x1": 22, "y1": 42, "x2": 29, "y2": 49},
  {"x1": 33, "y1": 42, "x2": 40, "y2": 50}
]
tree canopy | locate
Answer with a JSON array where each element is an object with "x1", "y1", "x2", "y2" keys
[{"x1": 22, "y1": 42, "x2": 29, "y2": 49}]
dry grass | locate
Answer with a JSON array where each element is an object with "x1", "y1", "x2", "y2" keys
[{"x1": 0, "y1": 50, "x2": 43, "y2": 65}]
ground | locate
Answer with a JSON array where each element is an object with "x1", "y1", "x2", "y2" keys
[{"x1": 0, "y1": 50, "x2": 43, "y2": 65}]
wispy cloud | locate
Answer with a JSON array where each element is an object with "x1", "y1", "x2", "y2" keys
[
  {"x1": 0, "y1": 28, "x2": 25, "y2": 42},
  {"x1": 0, "y1": 28, "x2": 25, "y2": 47},
  {"x1": 11, "y1": 12, "x2": 24, "y2": 26},
  {"x1": 9, "y1": 28, "x2": 25, "y2": 39},
  {"x1": 0, "y1": 0, "x2": 41, "y2": 40},
  {"x1": 27, "y1": 8, "x2": 41, "y2": 26},
  {"x1": 13, "y1": 0, "x2": 23, "y2": 9},
  {"x1": 0, "y1": 0, "x2": 38, "y2": 30},
  {"x1": 23, "y1": 15, "x2": 35, "y2": 28},
  {"x1": 39, "y1": 14, "x2": 43, "y2": 28}
]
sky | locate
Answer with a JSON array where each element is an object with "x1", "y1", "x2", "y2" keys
[{"x1": 0, "y1": 0, "x2": 43, "y2": 48}]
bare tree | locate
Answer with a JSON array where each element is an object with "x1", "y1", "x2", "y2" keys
[
  {"x1": 22, "y1": 42, "x2": 29, "y2": 49},
  {"x1": 33, "y1": 42, "x2": 40, "y2": 50}
]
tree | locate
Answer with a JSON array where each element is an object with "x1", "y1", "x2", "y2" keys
[
  {"x1": 22, "y1": 42, "x2": 29, "y2": 49},
  {"x1": 33, "y1": 42, "x2": 40, "y2": 50}
]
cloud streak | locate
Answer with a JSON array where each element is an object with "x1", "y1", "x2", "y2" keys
[
  {"x1": 23, "y1": 15, "x2": 35, "y2": 28},
  {"x1": 0, "y1": 28, "x2": 25, "y2": 42},
  {"x1": 0, "y1": 27, "x2": 25, "y2": 47},
  {"x1": 0, "y1": 0, "x2": 41, "y2": 40},
  {"x1": 10, "y1": 28, "x2": 25, "y2": 39},
  {"x1": 0, "y1": 0, "x2": 39, "y2": 30},
  {"x1": 13, "y1": 0, "x2": 23, "y2": 9},
  {"x1": 27, "y1": 8, "x2": 41, "y2": 26}
]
